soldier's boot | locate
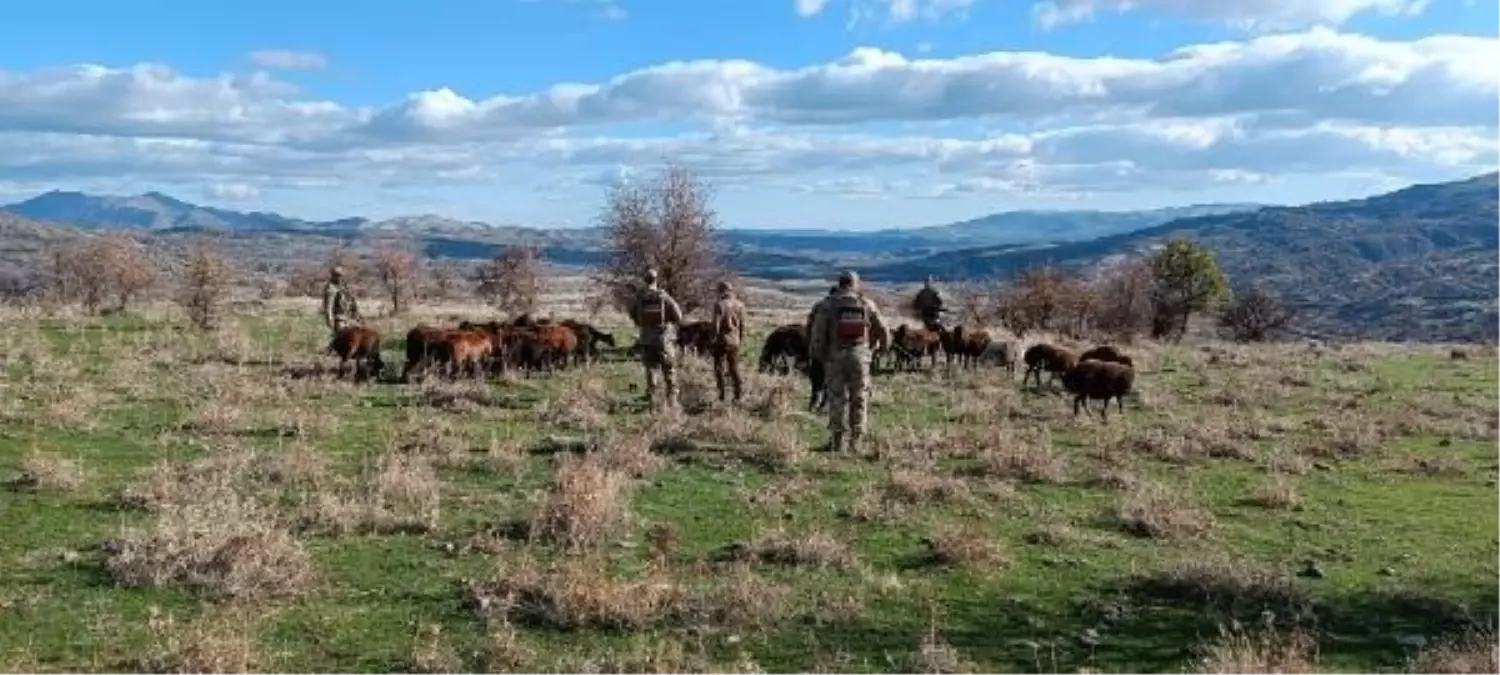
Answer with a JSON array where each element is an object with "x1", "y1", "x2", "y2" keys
[
  {"x1": 846, "y1": 430, "x2": 862, "y2": 454},
  {"x1": 825, "y1": 432, "x2": 844, "y2": 453}
]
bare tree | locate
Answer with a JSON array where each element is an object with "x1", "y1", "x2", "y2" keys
[
  {"x1": 1091, "y1": 260, "x2": 1155, "y2": 342},
  {"x1": 476, "y1": 246, "x2": 545, "y2": 315},
  {"x1": 94, "y1": 234, "x2": 157, "y2": 311},
  {"x1": 1218, "y1": 284, "x2": 1296, "y2": 342},
  {"x1": 372, "y1": 239, "x2": 420, "y2": 315},
  {"x1": 176, "y1": 238, "x2": 235, "y2": 330},
  {"x1": 593, "y1": 164, "x2": 728, "y2": 315},
  {"x1": 426, "y1": 259, "x2": 467, "y2": 301}
]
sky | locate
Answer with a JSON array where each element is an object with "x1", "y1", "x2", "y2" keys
[{"x1": 0, "y1": 0, "x2": 1495, "y2": 230}]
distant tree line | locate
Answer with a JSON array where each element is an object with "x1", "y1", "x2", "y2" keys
[{"x1": 10, "y1": 162, "x2": 1293, "y2": 344}]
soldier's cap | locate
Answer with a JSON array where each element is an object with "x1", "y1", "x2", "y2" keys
[
  {"x1": 643, "y1": 268, "x2": 659, "y2": 282},
  {"x1": 716, "y1": 280, "x2": 732, "y2": 293},
  {"x1": 838, "y1": 270, "x2": 859, "y2": 286},
  {"x1": 330, "y1": 265, "x2": 345, "y2": 277}
]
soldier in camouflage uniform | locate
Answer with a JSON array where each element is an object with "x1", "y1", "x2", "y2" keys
[
  {"x1": 710, "y1": 280, "x2": 748, "y2": 403},
  {"x1": 809, "y1": 271, "x2": 889, "y2": 453},
  {"x1": 628, "y1": 268, "x2": 684, "y2": 410},
  {"x1": 803, "y1": 285, "x2": 837, "y2": 412},
  {"x1": 322, "y1": 266, "x2": 361, "y2": 337},
  {"x1": 913, "y1": 275, "x2": 944, "y2": 329}
]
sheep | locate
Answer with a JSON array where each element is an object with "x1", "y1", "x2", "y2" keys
[{"x1": 1060, "y1": 360, "x2": 1134, "y2": 421}]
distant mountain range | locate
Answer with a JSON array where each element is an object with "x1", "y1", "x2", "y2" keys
[
  {"x1": 1, "y1": 173, "x2": 1495, "y2": 341},
  {"x1": 0, "y1": 189, "x2": 1263, "y2": 257}
]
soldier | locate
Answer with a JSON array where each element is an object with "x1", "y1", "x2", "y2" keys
[
  {"x1": 627, "y1": 268, "x2": 684, "y2": 410},
  {"x1": 710, "y1": 280, "x2": 747, "y2": 403},
  {"x1": 808, "y1": 271, "x2": 889, "y2": 453},
  {"x1": 913, "y1": 275, "x2": 944, "y2": 329},
  {"x1": 804, "y1": 285, "x2": 837, "y2": 412},
  {"x1": 322, "y1": 266, "x2": 361, "y2": 337}
]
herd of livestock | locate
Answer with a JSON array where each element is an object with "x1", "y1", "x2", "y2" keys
[{"x1": 326, "y1": 313, "x2": 1140, "y2": 419}]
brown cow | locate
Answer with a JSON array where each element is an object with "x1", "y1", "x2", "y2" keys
[
  {"x1": 445, "y1": 329, "x2": 492, "y2": 379},
  {"x1": 891, "y1": 324, "x2": 944, "y2": 371},
  {"x1": 1022, "y1": 343, "x2": 1079, "y2": 390},
  {"x1": 1079, "y1": 344, "x2": 1135, "y2": 368},
  {"x1": 1061, "y1": 359, "x2": 1134, "y2": 420},
  {"x1": 948, "y1": 325, "x2": 993, "y2": 370},
  {"x1": 558, "y1": 318, "x2": 615, "y2": 366},
  {"x1": 402, "y1": 325, "x2": 452, "y2": 382},
  {"x1": 328, "y1": 326, "x2": 384, "y2": 381}
]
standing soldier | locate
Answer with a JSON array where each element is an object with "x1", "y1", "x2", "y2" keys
[
  {"x1": 913, "y1": 275, "x2": 944, "y2": 329},
  {"x1": 628, "y1": 268, "x2": 684, "y2": 410},
  {"x1": 809, "y1": 271, "x2": 889, "y2": 453},
  {"x1": 710, "y1": 280, "x2": 747, "y2": 403},
  {"x1": 804, "y1": 285, "x2": 837, "y2": 412},
  {"x1": 322, "y1": 266, "x2": 361, "y2": 337}
]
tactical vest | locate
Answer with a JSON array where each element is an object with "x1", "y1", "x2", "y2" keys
[
  {"x1": 639, "y1": 289, "x2": 665, "y2": 328},
  {"x1": 833, "y1": 294, "x2": 869, "y2": 345}
]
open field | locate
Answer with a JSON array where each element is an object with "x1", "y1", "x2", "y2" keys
[{"x1": 1, "y1": 301, "x2": 1496, "y2": 673}]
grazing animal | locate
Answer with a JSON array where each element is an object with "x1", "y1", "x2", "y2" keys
[
  {"x1": 445, "y1": 329, "x2": 493, "y2": 378},
  {"x1": 758, "y1": 323, "x2": 809, "y2": 374},
  {"x1": 980, "y1": 340, "x2": 1017, "y2": 376},
  {"x1": 328, "y1": 326, "x2": 384, "y2": 380},
  {"x1": 559, "y1": 318, "x2": 615, "y2": 365},
  {"x1": 1022, "y1": 343, "x2": 1079, "y2": 389},
  {"x1": 947, "y1": 325, "x2": 993, "y2": 370},
  {"x1": 891, "y1": 324, "x2": 944, "y2": 371},
  {"x1": 1060, "y1": 359, "x2": 1135, "y2": 420},
  {"x1": 1079, "y1": 345, "x2": 1135, "y2": 368},
  {"x1": 676, "y1": 320, "x2": 715, "y2": 357},
  {"x1": 402, "y1": 325, "x2": 453, "y2": 382}
]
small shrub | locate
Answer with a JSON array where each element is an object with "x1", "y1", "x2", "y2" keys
[
  {"x1": 531, "y1": 454, "x2": 632, "y2": 553},
  {"x1": 1247, "y1": 473, "x2": 1301, "y2": 510},
  {"x1": 1194, "y1": 619, "x2": 1317, "y2": 673},
  {"x1": 1408, "y1": 628, "x2": 1499, "y2": 674},
  {"x1": 1113, "y1": 481, "x2": 1215, "y2": 539},
  {"x1": 141, "y1": 606, "x2": 260, "y2": 674},
  {"x1": 740, "y1": 528, "x2": 859, "y2": 570}
]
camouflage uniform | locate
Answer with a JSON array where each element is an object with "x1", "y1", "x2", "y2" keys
[
  {"x1": 809, "y1": 271, "x2": 889, "y2": 453},
  {"x1": 710, "y1": 282, "x2": 748, "y2": 403},
  {"x1": 322, "y1": 267, "x2": 360, "y2": 337},
  {"x1": 804, "y1": 286, "x2": 837, "y2": 411},
  {"x1": 629, "y1": 270, "x2": 685, "y2": 410},
  {"x1": 913, "y1": 275, "x2": 943, "y2": 329}
]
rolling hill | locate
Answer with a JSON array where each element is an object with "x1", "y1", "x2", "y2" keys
[{"x1": 863, "y1": 172, "x2": 1499, "y2": 342}]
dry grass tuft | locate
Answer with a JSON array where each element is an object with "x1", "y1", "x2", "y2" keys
[
  {"x1": 1194, "y1": 618, "x2": 1318, "y2": 674},
  {"x1": 1307, "y1": 417, "x2": 1386, "y2": 459},
  {"x1": 1113, "y1": 481, "x2": 1215, "y2": 540},
  {"x1": 976, "y1": 427, "x2": 1068, "y2": 483},
  {"x1": 11, "y1": 449, "x2": 85, "y2": 492},
  {"x1": 300, "y1": 452, "x2": 443, "y2": 535},
  {"x1": 738, "y1": 528, "x2": 860, "y2": 570},
  {"x1": 1138, "y1": 556, "x2": 1310, "y2": 613},
  {"x1": 107, "y1": 489, "x2": 313, "y2": 601},
  {"x1": 409, "y1": 623, "x2": 464, "y2": 674},
  {"x1": 540, "y1": 376, "x2": 612, "y2": 432},
  {"x1": 1023, "y1": 523, "x2": 1082, "y2": 548},
  {"x1": 694, "y1": 563, "x2": 793, "y2": 629},
  {"x1": 471, "y1": 555, "x2": 685, "y2": 630},
  {"x1": 920, "y1": 524, "x2": 1009, "y2": 570},
  {"x1": 885, "y1": 468, "x2": 974, "y2": 505},
  {"x1": 1247, "y1": 473, "x2": 1302, "y2": 510},
  {"x1": 531, "y1": 453, "x2": 633, "y2": 553},
  {"x1": 915, "y1": 622, "x2": 970, "y2": 674},
  {"x1": 1408, "y1": 628, "x2": 1499, "y2": 674},
  {"x1": 141, "y1": 606, "x2": 261, "y2": 674}
]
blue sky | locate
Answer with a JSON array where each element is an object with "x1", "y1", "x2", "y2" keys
[{"x1": 0, "y1": 0, "x2": 1494, "y2": 229}]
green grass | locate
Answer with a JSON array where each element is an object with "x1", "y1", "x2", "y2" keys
[{"x1": 0, "y1": 312, "x2": 1495, "y2": 673}]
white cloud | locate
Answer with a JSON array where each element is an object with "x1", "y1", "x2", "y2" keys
[
  {"x1": 205, "y1": 182, "x2": 261, "y2": 201},
  {"x1": 793, "y1": 0, "x2": 975, "y2": 24},
  {"x1": 1033, "y1": 0, "x2": 1430, "y2": 30},
  {"x1": 0, "y1": 28, "x2": 1492, "y2": 214},
  {"x1": 247, "y1": 49, "x2": 329, "y2": 71}
]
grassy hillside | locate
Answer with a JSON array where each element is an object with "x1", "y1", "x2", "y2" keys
[
  {"x1": 0, "y1": 305, "x2": 1495, "y2": 672},
  {"x1": 865, "y1": 173, "x2": 1499, "y2": 342}
]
